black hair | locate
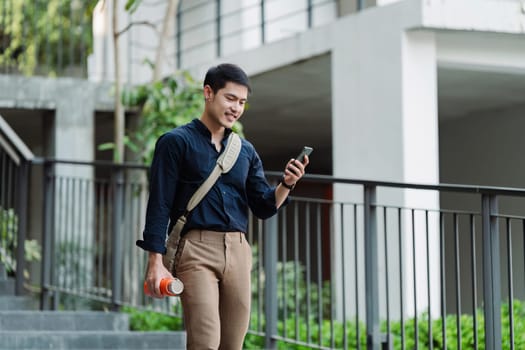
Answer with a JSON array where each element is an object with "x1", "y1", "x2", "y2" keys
[{"x1": 203, "y1": 63, "x2": 252, "y2": 94}]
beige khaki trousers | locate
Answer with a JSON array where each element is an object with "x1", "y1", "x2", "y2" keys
[{"x1": 175, "y1": 230, "x2": 252, "y2": 350}]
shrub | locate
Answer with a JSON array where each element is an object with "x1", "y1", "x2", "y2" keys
[{"x1": 0, "y1": 207, "x2": 41, "y2": 278}]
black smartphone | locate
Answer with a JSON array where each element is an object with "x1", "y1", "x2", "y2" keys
[{"x1": 295, "y1": 146, "x2": 313, "y2": 163}]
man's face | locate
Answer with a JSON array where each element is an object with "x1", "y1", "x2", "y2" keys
[{"x1": 205, "y1": 81, "x2": 248, "y2": 129}]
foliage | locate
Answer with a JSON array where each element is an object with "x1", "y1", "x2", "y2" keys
[
  {"x1": 125, "y1": 0, "x2": 143, "y2": 14},
  {"x1": 0, "y1": 207, "x2": 41, "y2": 278},
  {"x1": 121, "y1": 242, "x2": 525, "y2": 349},
  {"x1": 124, "y1": 306, "x2": 184, "y2": 331},
  {"x1": 0, "y1": 0, "x2": 99, "y2": 76},
  {"x1": 100, "y1": 70, "x2": 245, "y2": 164},
  {"x1": 387, "y1": 299, "x2": 525, "y2": 350}
]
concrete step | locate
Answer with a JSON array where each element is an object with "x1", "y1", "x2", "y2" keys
[
  {"x1": 0, "y1": 330, "x2": 186, "y2": 349},
  {"x1": 0, "y1": 311, "x2": 130, "y2": 331},
  {"x1": 0, "y1": 295, "x2": 38, "y2": 310}
]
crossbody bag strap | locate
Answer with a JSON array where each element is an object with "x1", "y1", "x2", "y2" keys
[
  {"x1": 163, "y1": 133, "x2": 242, "y2": 273},
  {"x1": 185, "y1": 132, "x2": 241, "y2": 212}
]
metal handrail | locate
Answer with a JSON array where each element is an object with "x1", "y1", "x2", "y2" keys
[{"x1": 0, "y1": 114, "x2": 33, "y2": 295}]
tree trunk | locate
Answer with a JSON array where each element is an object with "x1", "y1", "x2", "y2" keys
[
  {"x1": 152, "y1": 0, "x2": 179, "y2": 82},
  {"x1": 112, "y1": 0, "x2": 125, "y2": 163}
]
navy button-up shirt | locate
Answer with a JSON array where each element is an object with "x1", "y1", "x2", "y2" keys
[{"x1": 136, "y1": 119, "x2": 282, "y2": 254}]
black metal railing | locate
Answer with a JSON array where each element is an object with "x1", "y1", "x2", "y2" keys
[
  {"x1": 0, "y1": 115, "x2": 33, "y2": 295},
  {"x1": 15, "y1": 158, "x2": 525, "y2": 349},
  {"x1": 0, "y1": 0, "x2": 349, "y2": 80},
  {"x1": 173, "y1": 0, "x2": 340, "y2": 69}
]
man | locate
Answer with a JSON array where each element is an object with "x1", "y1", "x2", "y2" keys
[{"x1": 137, "y1": 63, "x2": 309, "y2": 349}]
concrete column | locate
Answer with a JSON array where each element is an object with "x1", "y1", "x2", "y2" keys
[
  {"x1": 53, "y1": 80, "x2": 97, "y2": 294},
  {"x1": 331, "y1": 7, "x2": 440, "y2": 321}
]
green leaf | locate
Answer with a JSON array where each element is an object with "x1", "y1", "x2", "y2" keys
[
  {"x1": 97, "y1": 142, "x2": 115, "y2": 151},
  {"x1": 125, "y1": 0, "x2": 142, "y2": 13}
]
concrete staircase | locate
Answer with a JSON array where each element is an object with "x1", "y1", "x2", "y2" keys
[{"x1": 0, "y1": 265, "x2": 186, "y2": 349}]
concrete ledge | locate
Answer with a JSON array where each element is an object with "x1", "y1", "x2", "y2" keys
[
  {"x1": 0, "y1": 331, "x2": 186, "y2": 349},
  {"x1": 0, "y1": 296, "x2": 37, "y2": 310},
  {"x1": 0, "y1": 311, "x2": 130, "y2": 331}
]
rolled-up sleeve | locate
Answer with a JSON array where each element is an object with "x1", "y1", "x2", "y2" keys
[
  {"x1": 246, "y1": 151, "x2": 287, "y2": 219},
  {"x1": 136, "y1": 132, "x2": 182, "y2": 254}
]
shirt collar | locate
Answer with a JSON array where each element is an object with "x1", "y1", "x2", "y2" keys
[{"x1": 192, "y1": 118, "x2": 233, "y2": 143}]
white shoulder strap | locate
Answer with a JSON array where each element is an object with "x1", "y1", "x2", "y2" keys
[{"x1": 185, "y1": 133, "x2": 241, "y2": 212}]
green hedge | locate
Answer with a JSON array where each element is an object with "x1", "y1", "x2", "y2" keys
[{"x1": 125, "y1": 300, "x2": 525, "y2": 349}]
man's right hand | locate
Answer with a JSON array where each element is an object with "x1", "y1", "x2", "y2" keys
[{"x1": 144, "y1": 252, "x2": 173, "y2": 298}]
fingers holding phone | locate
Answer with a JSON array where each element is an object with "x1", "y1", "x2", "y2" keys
[{"x1": 282, "y1": 146, "x2": 312, "y2": 189}]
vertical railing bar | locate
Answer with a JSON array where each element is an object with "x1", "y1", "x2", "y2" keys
[
  {"x1": 470, "y1": 214, "x2": 478, "y2": 350},
  {"x1": 15, "y1": 160, "x2": 30, "y2": 295},
  {"x1": 282, "y1": 205, "x2": 288, "y2": 339},
  {"x1": 52, "y1": 176, "x2": 63, "y2": 310},
  {"x1": 507, "y1": 218, "x2": 514, "y2": 350},
  {"x1": 69, "y1": 0, "x2": 75, "y2": 72},
  {"x1": 96, "y1": 181, "x2": 103, "y2": 294},
  {"x1": 482, "y1": 194, "x2": 502, "y2": 350},
  {"x1": 105, "y1": 181, "x2": 112, "y2": 295},
  {"x1": 439, "y1": 212, "x2": 447, "y2": 349},
  {"x1": 111, "y1": 168, "x2": 124, "y2": 310},
  {"x1": 454, "y1": 213, "x2": 462, "y2": 350},
  {"x1": 125, "y1": 178, "x2": 132, "y2": 302},
  {"x1": 260, "y1": 0, "x2": 265, "y2": 44},
  {"x1": 79, "y1": 1, "x2": 86, "y2": 76},
  {"x1": 355, "y1": 204, "x2": 361, "y2": 350},
  {"x1": 33, "y1": 0, "x2": 39, "y2": 74},
  {"x1": 63, "y1": 176, "x2": 72, "y2": 297},
  {"x1": 132, "y1": 181, "x2": 142, "y2": 303},
  {"x1": 425, "y1": 210, "x2": 432, "y2": 350},
  {"x1": 263, "y1": 203, "x2": 278, "y2": 350},
  {"x1": 330, "y1": 204, "x2": 335, "y2": 349},
  {"x1": 365, "y1": 185, "x2": 380, "y2": 350},
  {"x1": 77, "y1": 178, "x2": 83, "y2": 295},
  {"x1": 6, "y1": 157, "x2": 13, "y2": 265},
  {"x1": 383, "y1": 206, "x2": 391, "y2": 347},
  {"x1": 340, "y1": 203, "x2": 347, "y2": 350},
  {"x1": 79, "y1": 178, "x2": 85, "y2": 294},
  {"x1": 87, "y1": 177, "x2": 94, "y2": 296},
  {"x1": 294, "y1": 203, "x2": 300, "y2": 341},
  {"x1": 2, "y1": 0, "x2": 7, "y2": 73},
  {"x1": 45, "y1": 1, "x2": 52, "y2": 71},
  {"x1": 523, "y1": 220, "x2": 525, "y2": 320},
  {"x1": 316, "y1": 203, "x2": 323, "y2": 348},
  {"x1": 73, "y1": 177, "x2": 79, "y2": 296},
  {"x1": 57, "y1": 0, "x2": 63, "y2": 73},
  {"x1": 216, "y1": 0, "x2": 221, "y2": 57},
  {"x1": 22, "y1": 1, "x2": 29, "y2": 73},
  {"x1": 305, "y1": 203, "x2": 312, "y2": 343},
  {"x1": 40, "y1": 161, "x2": 54, "y2": 310},
  {"x1": 176, "y1": 1, "x2": 182, "y2": 69},
  {"x1": 398, "y1": 207, "x2": 405, "y2": 350},
  {"x1": 411, "y1": 209, "x2": 418, "y2": 349},
  {"x1": 307, "y1": 0, "x2": 313, "y2": 28}
]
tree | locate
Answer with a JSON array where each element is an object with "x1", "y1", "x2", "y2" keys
[
  {"x1": 102, "y1": 0, "x2": 244, "y2": 165},
  {"x1": 0, "y1": 0, "x2": 98, "y2": 76},
  {"x1": 108, "y1": 0, "x2": 179, "y2": 163}
]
